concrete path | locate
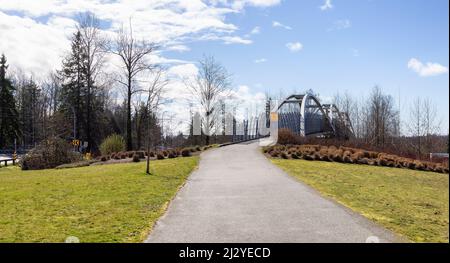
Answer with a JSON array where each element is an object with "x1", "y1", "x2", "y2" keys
[{"x1": 146, "y1": 141, "x2": 401, "y2": 243}]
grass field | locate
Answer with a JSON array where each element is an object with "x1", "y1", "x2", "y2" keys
[
  {"x1": 0, "y1": 157, "x2": 198, "y2": 243},
  {"x1": 271, "y1": 159, "x2": 449, "y2": 243}
]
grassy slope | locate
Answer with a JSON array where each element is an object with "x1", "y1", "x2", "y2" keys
[
  {"x1": 271, "y1": 159, "x2": 449, "y2": 243},
  {"x1": 0, "y1": 157, "x2": 198, "y2": 243}
]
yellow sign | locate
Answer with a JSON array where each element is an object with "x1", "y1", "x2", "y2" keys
[{"x1": 270, "y1": 112, "x2": 278, "y2": 121}]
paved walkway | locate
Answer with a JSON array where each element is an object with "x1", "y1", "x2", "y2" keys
[{"x1": 145, "y1": 141, "x2": 400, "y2": 243}]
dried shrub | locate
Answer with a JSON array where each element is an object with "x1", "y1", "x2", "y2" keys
[
  {"x1": 136, "y1": 151, "x2": 145, "y2": 159},
  {"x1": 156, "y1": 153, "x2": 165, "y2": 160},
  {"x1": 132, "y1": 153, "x2": 140, "y2": 162},
  {"x1": 181, "y1": 149, "x2": 192, "y2": 157},
  {"x1": 280, "y1": 152, "x2": 289, "y2": 159},
  {"x1": 20, "y1": 137, "x2": 83, "y2": 170},
  {"x1": 277, "y1": 128, "x2": 298, "y2": 145},
  {"x1": 303, "y1": 155, "x2": 314, "y2": 161}
]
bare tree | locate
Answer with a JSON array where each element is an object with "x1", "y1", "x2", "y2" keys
[
  {"x1": 366, "y1": 86, "x2": 399, "y2": 146},
  {"x1": 145, "y1": 67, "x2": 168, "y2": 174},
  {"x1": 77, "y1": 13, "x2": 107, "y2": 152},
  {"x1": 408, "y1": 97, "x2": 423, "y2": 157},
  {"x1": 421, "y1": 97, "x2": 440, "y2": 154},
  {"x1": 109, "y1": 19, "x2": 157, "y2": 150},
  {"x1": 187, "y1": 55, "x2": 232, "y2": 145}
]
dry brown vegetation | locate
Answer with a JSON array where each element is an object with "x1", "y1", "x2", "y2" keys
[
  {"x1": 96, "y1": 145, "x2": 216, "y2": 163},
  {"x1": 264, "y1": 144, "x2": 449, "y2": 174}
]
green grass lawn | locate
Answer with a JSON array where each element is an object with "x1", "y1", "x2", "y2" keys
[
  {"x1": 271, "y1": 159, "x2": 449, "y2": 243},
  {"x1": 0, "y1": 157, "x2": 198, "y2": 243}
]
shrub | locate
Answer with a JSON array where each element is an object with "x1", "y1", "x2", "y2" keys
[
  {"x1": 127, "y1": 151, "x2": 135, "y2": 158},
  {"x1": 168, "y1": 152, "x2": 176, "y2": 159},
  {"x1": 100, "y1": 156, "x2": 108, "y2": 162},
  {"x1": 303, "y1": 155, "x2": 314, "y2": 161},
  {"x1": 270, "y1": 151, "x2": 279, "y2": 158},
  {"x1": 157, "y1": 153, "x2": 165, "y2": 160},
  {"x1": 280, "y1": 152, "x2": 289, "y2": 159},
  {"x1": 358, "y1": 158, "x2": 369, "y2": 165},
  {"x1": 100, "y1": 134, "x2": 126, "y2": 156},
  {"x1": 181, "y1": 149, "x2": 192, "y2": 157},
  {"x1": 20, "y1": 137, "x2": 83, "y2": 170},
  {"x1": 132, "y1": 153, "x2": 140, "y2": 162},
  {"x1": 277, "y1": 128, "x2": 298, "y2": 145},
  {"x1": 343, "y1": 156, "x2": 352, "y2": 163},
  {"x1": 148, "y1": 151, "x2": 155, "y2": 157},
  {"x1": 136, "y1": 151, "x2": 145, "y2": 159},
  {"x1": 291, "y1": 153, "x2": 300, "y2": 159}
]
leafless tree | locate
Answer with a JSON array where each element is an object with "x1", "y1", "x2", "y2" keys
[
  {"x1": 109, "y1": 19, "x2": 157, "y2": 150},
  {"x1": 187, "y1": 55, "x2": 232, "y2": 145},
  {"x1": 145, "y1": 67, "x2": 168, "y2": 174},
  {"x1": 77, "y1": 13, "x2": 107, "y2": 152},
  {"x1": 366, "y1": 86, "x2": 399, "y2": 146},
  {"x1": 408, "y1": 97, "x2": 424, "y2": 157},
  {"x1": 409, "y1": 97, "x2": 441, "y2": 156}
]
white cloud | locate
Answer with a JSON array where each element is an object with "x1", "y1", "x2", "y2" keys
[
  {"x1": 319, "y1": 0, "x2": 333, "y2": 11},
  {"x1": 250, "y1": 26, "x2": 261, "y2": 35},
  {"x1": 254, "y1": 58, "x2": 267, "y2": 63},
  {"x1": 407, "y1": 58, "x2": 449, "y2": 77},
  {"x1": 328, "y1": 19, "x2": 351, "y2": 31},
  {"x1": 166, "y1": 45, "x2": 191, "y2": 53},
  {"x1": 272, "y1": 21, "x2": 292, "y2": 30},
  {"x1": 286, "y1": 42, "x2": 303, "y2": 52},
  {"x1": 0, "y1": 0, "x2": 280, "y2": 76}
]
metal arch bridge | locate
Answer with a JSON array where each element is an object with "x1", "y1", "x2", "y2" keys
[{"x1": 277, "y1": 94, "x2": 355, "y2": 139}]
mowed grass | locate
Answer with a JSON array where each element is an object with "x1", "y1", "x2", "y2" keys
[
  {"x1": 271, "y1": 159, "x2": 449, "y2": 243},
  {"x1": 0, "y1": 157, "x2": 198, "y2": 243}
]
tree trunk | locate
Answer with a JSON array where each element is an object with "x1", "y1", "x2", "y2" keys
[{"x1": 126, "y1": 76, "x2": 132, "y2": 150}]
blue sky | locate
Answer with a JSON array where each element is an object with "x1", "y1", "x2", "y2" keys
[
  {"x1": 165, "y1": 0, "x2": 449, "y2": 131},
  {"x1": 0, "y1": 0, "x2": 448, "y2": 133}
]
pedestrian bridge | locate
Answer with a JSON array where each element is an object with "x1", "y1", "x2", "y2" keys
[{"x1": 277, "y1": 94, "x2": 354, "y2": 139}]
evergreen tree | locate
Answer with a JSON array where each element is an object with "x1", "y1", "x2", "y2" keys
[
  {"x1": 0, "y1": 54, "x2": 20, "y2": 148},
  {"x1": 59, "y1": 31, "x2": 86, "y2": 140}
]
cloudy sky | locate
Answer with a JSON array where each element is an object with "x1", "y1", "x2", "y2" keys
[{"x1": 0, "y1": 0, "x2": 449, "y2": 133}]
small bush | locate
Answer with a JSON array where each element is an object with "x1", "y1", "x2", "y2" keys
[
  {"x1": 277, "y1": 128, "x2": 298, "y2": 145},
  {"x1": 157, "y1": 153, "x2": 165, "y2": 160},
  {"x1": 303, "y1": 155, "x2": 314, "y2": 161},
  {"x1": 20, "y1": 137, "x2": 83, "y2": 170},
  {"x1": 100, "y1": 156, "x2": 108, "y2": 162},
  {"x1": 168, "y1": 152, "x2": 176, "y2": 159},
  {"x1": 127, "y1": 151, "x2": 135, "y2": 158},
  {"x1": 358, "y1": 158, "x2": 369, "y2": 165},
  {"x1": 280, "y1": 152, "x2": 289, "y2": 159},
  {"x1": 136, "y1": 151, "x2": 145, "y2": 159},
  {"x1": 149, "y1": 151, "x2": 155, "y2": 157},
  {"x1": 132, "y1": 153, "x2": 140, "y2": 162},
  {"x1": 270, "y1": 151, "x2": 279, "y2": 158},
  {"x1": 181, "y1": 149, "x2": 192, "y2": 157},
  {"x1": 100, "y1": 134, "x2": 126, "y2": 156}
]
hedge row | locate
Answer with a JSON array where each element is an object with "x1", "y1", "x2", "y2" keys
[
  {"x1": 264, "y1": 144, "x2": 449, "y2": 174},
  {"x1": 96, "y1": 145, "x2": 215, "y2": 162}
]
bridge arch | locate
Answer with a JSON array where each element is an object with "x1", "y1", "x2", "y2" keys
[{"x1": 276, "y1": 94, "x2": 354, "y2": 139}]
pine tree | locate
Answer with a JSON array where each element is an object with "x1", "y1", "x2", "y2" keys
[
  {"x1": 59, "y1": 31, "x2": 86, "y2": 140},
  {"x1": 0, "y1": 54, "x2": 20, "y2": 148}
]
